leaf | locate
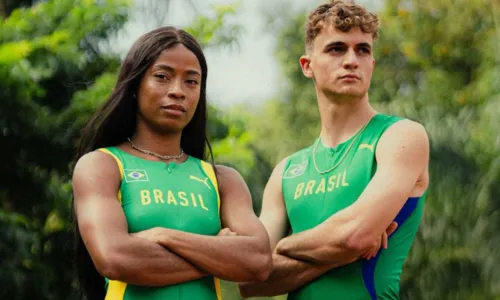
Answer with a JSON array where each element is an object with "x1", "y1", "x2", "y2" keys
[{"x1": 0, "y1": 40, "x2": 33, "y2": 64}]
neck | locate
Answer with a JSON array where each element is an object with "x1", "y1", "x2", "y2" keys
[
  {"x1": 317, "y1": 93, "x2": 376, "y2": 148},
  {"x1": 129, "y1": 121, "x2": 183, "y2": 156}
]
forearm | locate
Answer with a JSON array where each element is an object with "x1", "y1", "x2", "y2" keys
[
  {"x1": 238, "y1": 253, "x2": 343, "y2": 297},
  {"x1": 105, "y1": 236, "x2": 207, "y2": 286},
  {"x1": 276, "y1": 213, "x2": 363, "y2": 264},
  {"x1": 158, "y1": 229, "x2": 271, "y2": 282}
]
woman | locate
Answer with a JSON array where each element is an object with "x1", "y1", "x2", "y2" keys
[{"x1": 72, "y1": 26, "x2": 272, "y2": 300}]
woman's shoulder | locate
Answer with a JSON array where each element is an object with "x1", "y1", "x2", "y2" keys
[
  {"x1": 73, "y1": 150, "x2": 122, "y2": 181},
  {"x1": 213, "y1": 165, "x2": 246, "y2": 192}
]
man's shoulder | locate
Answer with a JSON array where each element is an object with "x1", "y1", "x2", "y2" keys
[
  {"x1": 382, "y1": 117, "x2": 427, "y2": 136},
  {"x1": 374, "y1": 114, "x2": 426, "y2": 137},
  {"x1": 372, "y1": 113, "x2": 405, "y2": 125},
  {"x1": 376, "y1": 118, "x2": 429, "y2": 160},
  {"x1": 275, "y1": 144, "x2": 316, "y2": 180},
  {"x1": 285, "y1": 142, "x2": 316, "y2": 163}
]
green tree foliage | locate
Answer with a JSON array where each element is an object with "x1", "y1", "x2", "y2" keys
[
  {"x1": 0, "y1": 1, "x2": 128, "y2": 298},
  {"x1": 373, "y1": 1, "x2": 500, "y2": 298}
]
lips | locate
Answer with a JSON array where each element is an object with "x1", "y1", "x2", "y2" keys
[
  {"x1": 340, "y1": 74, "x2": 360, "y2": 79},
  {"x1": 161, "y1": 104, "x2": 186, "y2": 112}
]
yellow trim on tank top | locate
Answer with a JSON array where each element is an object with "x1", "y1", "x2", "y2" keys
[
  {"x1": 200, "y1": 161, "x2": 220, "y2": 217},
  {"x1": 200, "y1": 161, "x2": 223, "y2": 300},
  {"x1": 105, "y1": 279, "x2": 221, "y2": 300},
  {"x1": 98, "y1": 148, "x2": 124, "y2": 178},
  {"x1": 99, "y1": 156, "x2": 221, "y2": 300},
  {"x1": 98, "y1": 148, "x2": 123, "y2": 204},
  {"x1": 105, "y1": 280, "x2": 127, "y2": 300},
  {"x1": 214, "y1": 277, "x2": 222, "y2": 300}
]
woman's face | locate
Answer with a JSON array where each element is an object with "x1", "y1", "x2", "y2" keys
[{"x1": 136, "y1": 44, "x2": 202, "y2": 134}]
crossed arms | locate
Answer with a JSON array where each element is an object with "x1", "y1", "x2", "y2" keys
[
  {"x1": 239, "y1": 120, "x2": 429, "y2": 297},
  {"x1": 73, "y1": 153, "x2": 272, "y2": 287},
  {"x1": 73, "y1": 119, "x2": 428, "y2": 291}
]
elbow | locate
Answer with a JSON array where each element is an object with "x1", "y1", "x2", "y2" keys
[
  {"x1": 256, "y1": 268, "x2": 272, "y2": 283},
  {"x1": 343, "y1": 231, "x2": 373, "y2": 254},
  {"x1": 337, "y1": 218, "x2": 373, "y2": 254},
  {"x1": 242, "y1": 237, "x2": 273, "y2": 282},
  {"x1": 98, "y1": 265, "x2": 120, "y2": 281},
  {"x1": 93, "y1": 249, "x2": 123, "y2": 280},
  {"x1": 238, "y1": 283, "x2": 257, "y2": 298},
  {"x1": 256, "y1": 253, "x2": 273, "y2": 282},
  {"x1": 247, "y1": 251, "x2": 272, "y2": 282}
]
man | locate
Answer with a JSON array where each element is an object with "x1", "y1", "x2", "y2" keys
[{"x1": 238, "y1": 1, "x2": 429, "y2": 299}]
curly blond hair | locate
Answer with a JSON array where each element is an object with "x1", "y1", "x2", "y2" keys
[{"x1": 305, "y1": 0, "x2": 379, "y2": 51}]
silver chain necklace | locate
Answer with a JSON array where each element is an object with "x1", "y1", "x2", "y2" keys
[{"x1": 127, "y1": 138, "x2": 184, "y2": 160}]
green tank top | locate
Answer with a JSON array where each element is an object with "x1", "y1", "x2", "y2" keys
[
  {"x1": 282, "y1": 114, "x2": 426, "y2": 300},
  {"x1": 98, "y1": 147, "x2": 222, "y2": 300}
]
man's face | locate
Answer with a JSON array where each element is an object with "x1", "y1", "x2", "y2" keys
[{"x1": 301, "y1": 26, "x2": 375, "y2": 101}]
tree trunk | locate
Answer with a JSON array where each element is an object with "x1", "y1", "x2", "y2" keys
[{"x1": 0, "y1": 0, "x2": 7, "y2": 18}]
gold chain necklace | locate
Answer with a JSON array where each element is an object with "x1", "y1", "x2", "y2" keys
[
  {"x1": 312, "y1": 115, "x2": 375, "y2": 174},
  {"x1": 127, "y1": 138, "x2": 184, "y2": 160}
]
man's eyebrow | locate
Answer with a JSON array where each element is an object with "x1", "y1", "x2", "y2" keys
[
  {"x1": 356, "y1": 42, "x2": 372, "y2": 49},
  {"x1": 324, "y1": 41, "x2": 346, "y2": 50},
  {"x1": 323, "y1": 41, "x2": 373, "y2": 50}
]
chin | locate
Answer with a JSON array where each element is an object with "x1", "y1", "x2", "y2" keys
[
  {"x1": 334, "y1": 88, "x2": 366, "y2": 99},
  {"x1": 148, "y1": 120, "x2": 186, "y2": 134},
  {"x1": 162, "y1": 123, "x2": 185, "y2": 134},
  {"x1": 159, "y1": 127, "x2": 184, "y2": 135}
]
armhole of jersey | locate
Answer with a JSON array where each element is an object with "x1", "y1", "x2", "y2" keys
[
  {"x1": 199, "y1": 162, "x2": 223, "y2": 299},
  {"x1": 280, "y1": 155, "x2": 292, "y2": 196},
  {"x1": 373, "y1": 118, "x2": 405, "y2": 154},
  {"x1": 280, "y1": 155, "x2": 292, "y2": 176},
  {"x1": 200, "y1": 161, "x2": 221, "y2": 218},
  {"x1": 97, "y1": 148, "x2": 124, "y2": 205},
  {"x1": 371, "y1": 118, "x2": 406, "y2": 177}
]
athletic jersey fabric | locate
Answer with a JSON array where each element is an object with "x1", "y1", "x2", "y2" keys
[
  {"x1": 98, "y1": 147, "x2": 222, "y2": 300},
  {"x1": 282, "y1": 114, "x2": 426, "y2": 300}
]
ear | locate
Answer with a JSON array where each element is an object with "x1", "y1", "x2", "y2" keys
[
  {"x1": 372, "y1": 58, "x2": 376, "y2": 67},
  {"x1": 299, "y1": 55, "x2": 313, "y2": 78}
]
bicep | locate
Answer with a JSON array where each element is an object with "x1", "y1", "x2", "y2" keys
[
  {"x1": 73, "y1": 152, "x2": 129, "y2": 267},
  {"x1": 259, "y1": 159, "x2": 289, "y2": 249},
  {"x1": 348, "y1": 121, "x2": 429, "y2": 236},
  {"x1": 372, "y1": 120, "x2": 429, "y2": 203},
  {"x1": 217, "y1": 166, "x2": 268, "y2": 241}
]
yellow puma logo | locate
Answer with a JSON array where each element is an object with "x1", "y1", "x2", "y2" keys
[
  {"x1": 189, "y1": 175, "x2": 211, "y2": 189},
  {"x1": 358, "y1": 143, "x2": 375, "y2": 152}
]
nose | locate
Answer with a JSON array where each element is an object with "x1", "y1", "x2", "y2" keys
[
  {"x1": 168, "y1": 78, "x2": 185, "y2": 100},
  {"x1": 342, "y1": 49, "x2": 359, "y2": 70}
]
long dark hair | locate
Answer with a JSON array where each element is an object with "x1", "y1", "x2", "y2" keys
[{"x1": 72, "y1": 26, "x2": 213, "y2": 299}]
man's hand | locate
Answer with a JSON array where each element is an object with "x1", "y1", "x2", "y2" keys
[{"x1": 361, "y1": 221, "x2": 398, "y2": 260}]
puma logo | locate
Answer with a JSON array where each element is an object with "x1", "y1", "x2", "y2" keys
[
  {"x1": 358, "y1": 143, "x2": 375, "y2": 152},
  {"x1": 189, "y1": 175, "x2": 211, "y2": 189}
]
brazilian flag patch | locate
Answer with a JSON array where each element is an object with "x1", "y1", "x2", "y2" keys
[
  {"x1": 124, "y1": 169, "x2": 149, "y2": 182},
  {"x1": 283, "y1": 160, "x2": 308, "y2": 179}
]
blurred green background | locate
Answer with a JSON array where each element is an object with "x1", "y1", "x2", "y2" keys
[{"x1": 1, "y1": 0, "x2": 499, "y2": 299}]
